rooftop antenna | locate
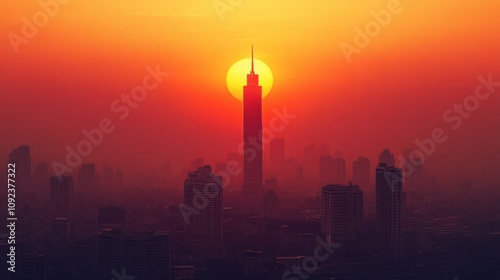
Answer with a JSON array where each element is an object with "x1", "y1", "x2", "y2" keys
[{"x1": 251, "y1": 44, "x2": 254, "y2": 73}]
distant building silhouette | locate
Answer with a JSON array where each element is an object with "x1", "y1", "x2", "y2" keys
[
  {"x1": 50, "y1": 176, "x2": 73, "y2": 219},
  {"x1": 379, "y1": 149, "x2": 396, "y2": 167},
  {"x1": 242, "y1": 46, "x2": 264, "y2": 214},
  {"x1": 375, "y1": 149, "x2": 403, "y2": 259},
  {"x1": 321, "y1": 184, "x2": 363, "y2": 243},
  {"x1": 9, "y1": 145, "x2": 31, "y2": 195},
  {"x1": 184, "y1": 165, "x2": 224, "y2": 258},
  {"x1": 263, "y1": 178, "x2": 278, "y2": 218}
]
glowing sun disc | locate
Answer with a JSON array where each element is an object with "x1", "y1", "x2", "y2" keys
[{"x1": 226, "y1": 58, "x2": 273, "y2": 101}]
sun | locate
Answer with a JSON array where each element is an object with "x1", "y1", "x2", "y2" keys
[{"x1": 226, "y1": 58, "x2": 273, "y2": 101}]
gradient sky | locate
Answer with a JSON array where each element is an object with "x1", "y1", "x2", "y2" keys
[{"x1": 1, "y1": 0, "x2": 499, "y2": 187}]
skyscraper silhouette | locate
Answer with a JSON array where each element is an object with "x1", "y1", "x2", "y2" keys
[
  {"x1": 321, "y1": 184, "x2": 363, "y2": 243},
  {"x1": 9, "y1": 145, "x2": 31, "y2": 196},
  {"x1": 242, "y1": 45, "x2": 264, "y2": 214},
  {"x1": 184, "y1": 165, "x2": 224, "y2": 258},
  {"x1": 375, "y1": 149, "x2": 403, "y2": 259}
]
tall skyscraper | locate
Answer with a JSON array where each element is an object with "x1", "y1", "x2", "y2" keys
[
  {"x1": 242, "y1": 46, "x2": 264, "y2": 214},
  {"x1": 375, "y1": 149, "x2": 403, "y2": 259},
  {"x1": 184, "y1": 165, "x2": 224, "y2": 258},
  {"x1": 321, "y1": 184, "x2": 363, "y2": 243},
  {"x1": 50, "y1": 176, "x2": 74, "y2": 219},
  {"x1": 332, "y1": 157, "x2": 346, "y2": 184},
  {"x1": 9, "y1": 145, "x2": 31, "y2": 194}
]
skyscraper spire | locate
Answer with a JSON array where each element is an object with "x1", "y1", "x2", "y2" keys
[{"x1": 251, "y1": 44, "x2": 254, "y2": 73}]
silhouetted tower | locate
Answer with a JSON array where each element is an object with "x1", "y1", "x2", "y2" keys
[
  {"x1": 375, "y1": 149, "x2": 403, "y2": 259},
  {"x1": 9, "y1": 145, "x2": 31, "y2": 195},
  {"x1": 321, "y1": 184, "x2": 363, "y2": 243},
  {"x1": 263, "y1": 179, "x2": 278, "y2": 218},
  {"x1": 183, "y1": 166, "x2": 224, "y2": 258},
  {"x1": 242, "y1": 45, "x2": 264, "y2": 214}
]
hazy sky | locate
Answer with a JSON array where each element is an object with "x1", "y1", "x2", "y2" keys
[{"x1": 1, "y1": 0, "x2": 499, "y2": 187}]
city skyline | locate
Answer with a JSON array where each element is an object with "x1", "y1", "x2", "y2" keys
[{"x1": 1, "y1": 1, "x2": 500, "y2": 279}]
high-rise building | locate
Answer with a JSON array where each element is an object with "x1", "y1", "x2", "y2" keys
[
  {"x1": 50, "y1": 176, "x2": 74, "y2": 219},
  {"x1": 270, "y1": 138, "x2": 285, "y2": 174},
  {"x1": 379, "y1": 149, "x2": 395, "y2": 167},
  {"x1": 375, "y1": 149, "x2": 403, "y2": 259},
  {"x1": 183, "y1": 165, "x2": 224, "y2": 258},
  {"x1": 242, "y1": 46, "x2": 264, "y2": 214},
  {"x1": 78, "y1": 163, "x2": 97, "y2": 191},
  {"x1": 263, "y1": 178, "x2": 278, "y2": 217},
  {"x1": 9, "y1": 145, "x2": 31, "y2": 195},
  {"x1": 332, "y1": 157, "x2": 346, "y2": 184},
  {"x1": 321, "y1": 184, "x2": 363, "y2": 243}
]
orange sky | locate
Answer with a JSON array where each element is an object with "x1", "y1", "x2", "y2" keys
[{"x1": 1, "y1": 0, "x2": 499, "y2": 186}]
